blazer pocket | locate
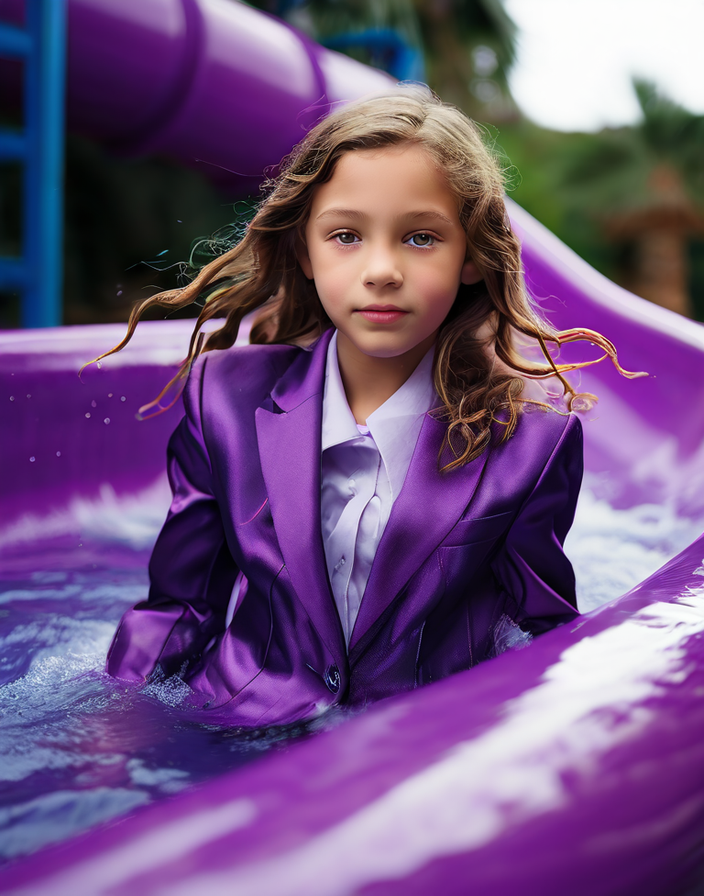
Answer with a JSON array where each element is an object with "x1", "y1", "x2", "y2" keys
[{"x1": 442, "y1": 510, "x2": 514, "y2": 547}]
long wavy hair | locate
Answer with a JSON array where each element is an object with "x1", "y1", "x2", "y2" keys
[{"x1": 93, "y1": 85, "x2": 642, "y2": 470}]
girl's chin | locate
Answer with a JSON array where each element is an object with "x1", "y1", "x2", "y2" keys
[{"x1": 342, "y1": 338, "x2": 434, "y2": 364}]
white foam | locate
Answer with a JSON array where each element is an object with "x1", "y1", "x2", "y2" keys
[
  {"x1": 126, "y1": 758, "x2": 190, "y2": 794},
  {"x1": 141, "y1": 669, "x2": 194, "y2": 709},
  {"x1": 0, "y1": 619, "x2": 115, "y2": 659},
  {"x1": 0, "y1": 789, "x2": 151, "y2": 860},
  {"x1": 566, "y1": 484, "x2": 704, "y2": 613},
  {"x1": 0, "y1": 581, "x2": 146, "y2": 606},
  {"x1": 1, "y1": 477, "x2": 172, "y2": 551}
]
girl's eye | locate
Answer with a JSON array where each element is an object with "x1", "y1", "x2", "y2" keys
[
  {"x1": 408, "y1": 233, "x2": 435, "y2": 248},
  {"x1": 334, "y1": 232, "x2": 359, "y2": 245}
]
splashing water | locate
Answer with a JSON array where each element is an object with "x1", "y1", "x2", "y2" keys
[
  {"x1": 0, "y1": 476, "x2": 701, "y2": 864},
  {"x1": 567, "y1": 476, "x2": 704, "y2": 613},
  {"x1": 0, "y1": 557, "x2": 342, "y2": 863}
]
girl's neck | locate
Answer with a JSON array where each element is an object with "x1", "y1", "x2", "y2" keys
[{"x1": 335, "y1": 330, "x2": 436, "y2": 424}]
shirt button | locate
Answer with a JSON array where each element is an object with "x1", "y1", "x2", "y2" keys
[{"x1": 324, "y1": 664, "x2": 341, "y2": 694}]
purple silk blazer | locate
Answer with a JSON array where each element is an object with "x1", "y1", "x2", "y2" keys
[{"x1": 107, "y1": 329, "x2": 582, "y2": 727}]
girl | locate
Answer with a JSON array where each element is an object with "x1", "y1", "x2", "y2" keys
[{"x1": 102, "y1": 86, "x2": 637, "y2": 727}]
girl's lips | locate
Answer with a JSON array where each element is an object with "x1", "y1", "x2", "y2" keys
[{"x1": 357, "y1": 308, "x2": 408, "y2": 324}]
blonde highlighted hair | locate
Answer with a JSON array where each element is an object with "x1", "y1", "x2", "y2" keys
[{"x1": 94, "y1": 85, "x2": 642, "y2": 470}]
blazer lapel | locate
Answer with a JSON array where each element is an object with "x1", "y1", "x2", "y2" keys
[
  {"x1": 255, "y1": 330, "x2": 345, "y2": 660},
  {"x1": 349, "y1": 413, "x2": 490, "y2": 656}
]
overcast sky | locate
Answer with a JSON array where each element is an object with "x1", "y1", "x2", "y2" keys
[{"x1": 503, "y1": 0, "x2": 704, "y2": 131}]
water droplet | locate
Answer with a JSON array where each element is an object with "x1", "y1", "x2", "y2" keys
[
  {"x1": 177, "y1": 219, "x2": 182, "y2": 223},
  {"x1": 97, "y1": 361, "x2": 102, "y2": 369},
  {"x1": 117, "y1": 290, "x2": 123, "y2": 297},
  {"x1": 91, "y1": 400, "x2": 97, "y2": 408},
  {"x1": 108, "y1": 393, "x2": 113, "y2": 398},
  {"x1": 85, "y1": 412, "x2": 91, "y2": 419},
  {"x1": 121, "y1": 396, "x2": 126, "y2": 402},
  {"x1": 9, "y1": 396, "x2": 14, "y2": 401},
  {"x1": 29, "y1": 456, "x2": 35, "y2": 462},
  {"x1": 26, "y1": 394, "x2": 31, "y2": 399},
  {"x1": 56, "y1": 451, "x2": 61, "y2": 457},
  {"x1": 104, "y1": 418, "x2": 110, "y2": 425}
]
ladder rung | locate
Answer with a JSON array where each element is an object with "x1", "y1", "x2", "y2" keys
[
  {"x1": 0, "y1": 130, "x2": 27, "y2": 160},
  {"x1": 0, "y1": 22, "x2": 32, "y2": 58}
]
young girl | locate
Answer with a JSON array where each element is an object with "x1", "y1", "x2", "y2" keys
[{"x1": 102, "y1": 86, "x2": 636, "y2": 727}]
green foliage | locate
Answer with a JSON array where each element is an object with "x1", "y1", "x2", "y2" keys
[
  {"x1": 556, "y1": 81, "x2": 704, "y2": 214},
  {"x1": 415, "y1": 0, "x2": 516, "y2": 75},
  {"x1": 495, "y1": 81, "x2": 704, "y2": 319}
]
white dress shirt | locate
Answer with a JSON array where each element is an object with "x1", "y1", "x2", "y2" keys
[{"x1": 321, "y1": 331, "x2": 437, "y2": 646}]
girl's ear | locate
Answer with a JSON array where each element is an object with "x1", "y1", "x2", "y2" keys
[
  {"x1": 296, "y1": 237, "x2": 314, "y2": 280},
  {"x1": 461, "y1": 259, "x2": 483, "y2": 285}
]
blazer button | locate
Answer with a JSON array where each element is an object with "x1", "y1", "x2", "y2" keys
[{"x1": 324, "y1": 664, "x2": 341, "y2": 694}]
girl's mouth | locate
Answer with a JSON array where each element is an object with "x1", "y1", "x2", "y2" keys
[{"x1": 357, "y1": 306, "x2": 408, "y2": 324}]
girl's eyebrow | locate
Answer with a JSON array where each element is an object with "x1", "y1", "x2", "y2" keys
[
  {"x1": 315, "y1": 208, "x2": 366, "y2": 222},
  {"x1": 406, "y1": 210, "x2": 455, "y2": 225},
  {"x1": 314, "y1": 208, "x2": 456, "y2": 225}
]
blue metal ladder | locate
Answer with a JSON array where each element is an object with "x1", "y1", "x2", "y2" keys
[{"x1": 0, "y1": 0, "x2": 67, "y2": 327}]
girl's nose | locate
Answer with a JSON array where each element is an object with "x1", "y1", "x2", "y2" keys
[{"x1": 361, "y1": 247, "x2": 403, "y2": 288}]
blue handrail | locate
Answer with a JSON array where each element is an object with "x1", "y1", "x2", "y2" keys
[
  {"x1": 0, "y1": 0, "x2": 67, "y2": 328},
  {"x1": 324, "y1": 28, "x2": 425, "y2": 83}
]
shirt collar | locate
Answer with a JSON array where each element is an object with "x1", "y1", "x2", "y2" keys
[
  {"x1": 322, "y1": 331, "x2": 437, "y2": 500},
  {"x1": 321, "y1": 332, "x2": 363, "y2": 452}
]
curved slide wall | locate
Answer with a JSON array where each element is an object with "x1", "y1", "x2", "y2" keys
[
  {"x1": 2, "y1": 1, "x2": 704, "y2": 893},
  {"x1": 3, "y1": 209, "x2": 704, "y2": 896}
]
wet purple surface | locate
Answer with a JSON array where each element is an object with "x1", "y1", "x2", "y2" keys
[
  {"x1": 2, "y1": 210, "x2": 704, "y2": 894},
  {"x1": 1, "y1": 538, "x2": 704, "y2": 896}
]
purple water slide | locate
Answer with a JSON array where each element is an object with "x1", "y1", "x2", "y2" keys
[
  {"x1": 2, "y1": 0, "x2": 704, "y2": 893},
  {"x1": 2, "y1": 212, "x2": 704, "y2": 896}
]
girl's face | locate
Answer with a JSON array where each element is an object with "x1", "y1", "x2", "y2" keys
[{"x1": 298, "y1": 143, "x2": 481, "y2": 371}]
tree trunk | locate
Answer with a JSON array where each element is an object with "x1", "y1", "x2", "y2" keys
[{"x1": 626, "y1": 228, "x2": 693, "y2": 318}]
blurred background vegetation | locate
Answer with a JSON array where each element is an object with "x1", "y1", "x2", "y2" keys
[{"x1": 1, "y1": 0, "x2": 702, "y2": 327}]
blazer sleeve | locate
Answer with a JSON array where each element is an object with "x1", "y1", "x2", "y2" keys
[
  {"x1": 106, "y1": 357, "x2": 239, "y2": 681},
  {"x1": 491, "y1": 412, "x2": 583, "y2": 636}
]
